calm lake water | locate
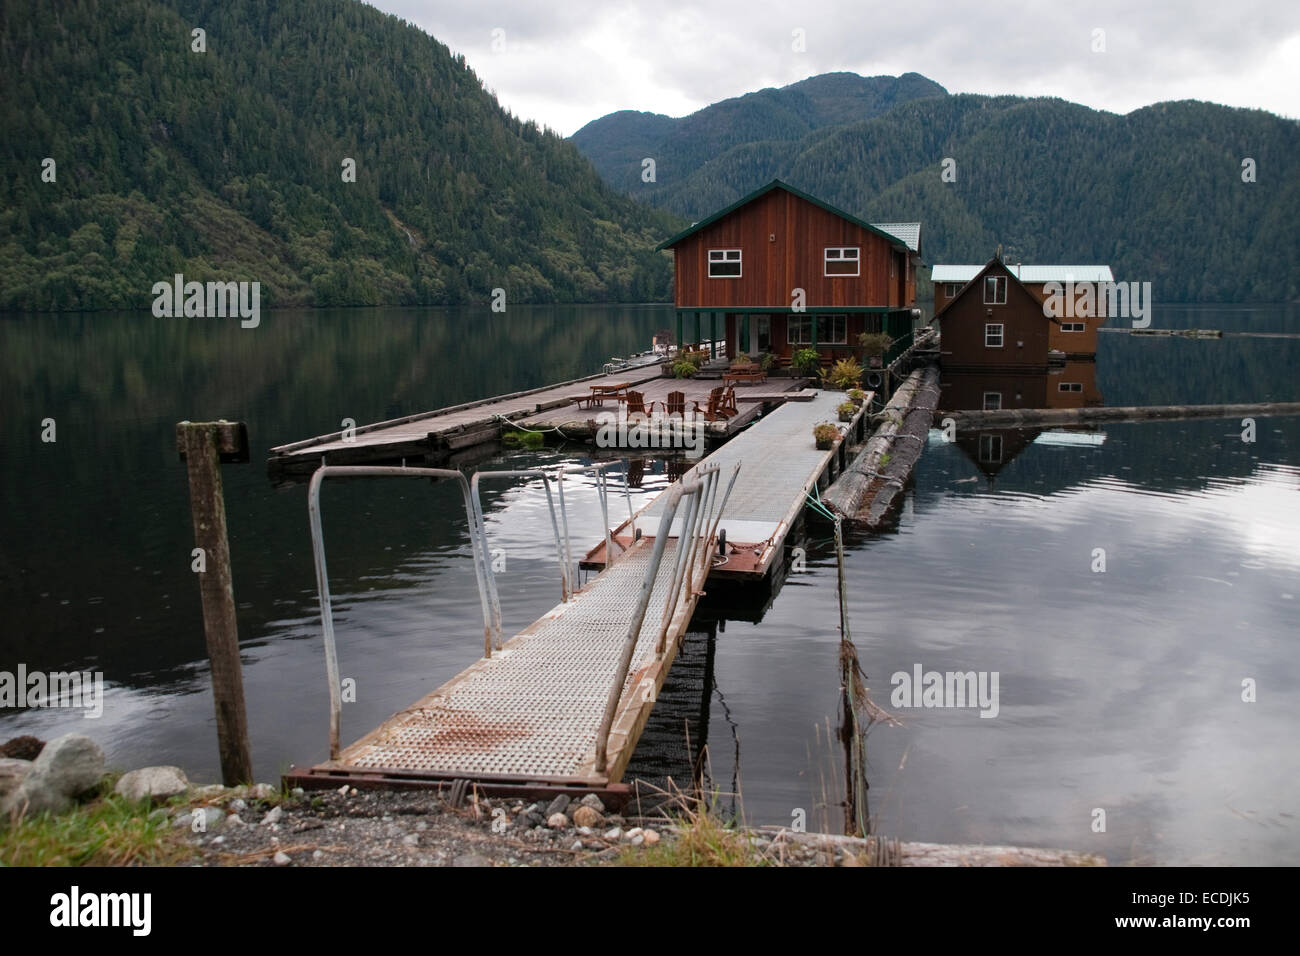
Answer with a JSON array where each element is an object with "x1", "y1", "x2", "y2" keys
[{"x1": 2, "y1": 303, "x2": 1297, "y2": 865}]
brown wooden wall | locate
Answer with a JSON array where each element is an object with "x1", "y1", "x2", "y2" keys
[
  {"x1": 672, "y1": 189, "x2": 910, "y2": 309},
  {"x1": 938, "y1": 261, "x2": 1054, "y2": 369},
  {"x1": 936, "y1": 278, "x2": 1106, "y2": 354}
]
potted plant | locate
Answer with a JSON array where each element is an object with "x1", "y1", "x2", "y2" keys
[
  {"x1": 858, "y1": 331, "x2": 894, "y2": 369},
  {"x1": 838, "y1": 401, "x2": 856, "y2": 422},
  {"x1": 672, "y1": 360, "x2": 697, "y2": 379},
  {"x1": 792, "y1": 348, "x2": 820, "y2": 377},
  {"x1": 826, "y1": 357, "x2": 863, "y2": 390},
  {"x1": 760, "y1": 352, "x2": 778, "y2": 372},
  {"x1": 847, "y1": 388, "x2": 866, "y2": 407},
  {"x1": 813, "y1": 423, "x2": 840, "y2": 450}
]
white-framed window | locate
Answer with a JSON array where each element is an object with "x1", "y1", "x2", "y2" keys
[
  {"x1": 985, "y1": 323, "x2": 1004, "y2": 347},
  {"x1": 824, "y1": 247, "x2": 859, "y2": 276},
  {"x1": 1058, "y1": 382, "x2": 1083, "y2": 392},
  {"x1": 787, "y1": 314, "x2": 848, "y2": 345},
  {"x1": 1061, "y1": 322, "x2": 1085, "y2": 332},
  {"x1": 979, "y1": 434, "x2": 1003, "y2": 463},
  {"x1": 944, "y1": 282, "x2": 962, "y2": 297},
  {"x1": 984, "y1": 275, "x2": 1007, "y2": 304},
  {"x1": 983, "y1": 392, "x2": 1002, "y2": 410},
  {"x1": 708, "y1": 249, "x2": 742, "y2": 278}
]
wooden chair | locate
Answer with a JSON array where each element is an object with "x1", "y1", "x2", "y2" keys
[
  {"x1": 719, "y1": 385, "x2": 739, "y2": 418},
  {"x1": 625, "y1": 390, "x2": 657, "y2": 419},
  {"x1": 692, "y1": 386, "x2": 734, "y2": 422},
  {"x1": 665, "y1": 390, "x2": 686, "y2": 419}
]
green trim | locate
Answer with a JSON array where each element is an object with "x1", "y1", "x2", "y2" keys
[
  {"x1": 654, "y1": 179, "x2": 912, "y2": 255},
  {"x1": 673, "y1": 306, "x2": 910, "y2": 315}
]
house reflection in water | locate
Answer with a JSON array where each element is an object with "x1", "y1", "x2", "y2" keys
[{"x1": 939, "y1": 363, "x2": 1105, "y2": 487}]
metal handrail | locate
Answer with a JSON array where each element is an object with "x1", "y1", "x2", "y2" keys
[
  {"x1": 307, "y1": 465, "x2": 484, "y2": 760},
  {"x1": 593, "y1": 461, "x2": 739, "y2": 773},
  {"x1": 469, "y1": 469, "x2": 569, "y2": 648}
]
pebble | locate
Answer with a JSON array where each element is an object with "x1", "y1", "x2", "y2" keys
[
  {"x1": 312, "y1": 850, "x2": 324, "y2": 860},
  {"x1": 230, "y1": 798, "x2": 247, "y2": 812},
  {"x1": 546, "y1": 812, "x2": 569, "y2": 829},
  {"x1": 292, "y1": 788, "x2": 305, "y2": 797},
  {"x1": 572, "y1": 805, "x2": 602, "y2": 829},
  {"x1": 415, "y1": 821, "x2": 428, "y2": 832},
  {"x1": 625, "y1": 827, "x2": 643, "y2": 843},
  {"x1": 225, "y1": 813, "x2": 243, "y2": 827},
  {"x1": 578, "y1": 794, "x2": 606, "y2": 814},
  {"x1": 272, "y1": 851, "x2": 291, "y2": 866},
  {"x1": 544, "y1": 794, "x2": 570, "y2": 818},
  {"x1": 250, "y1": 783, "x2": 278, "y2": 800},
  {"x1": 402, "y1": 834, "x2": 419, "y2": 847},
  {"x1": 338, "y1": 784, "x2": 349, "y2": 795},
  {"x1": 211, "y1": 836, "x2": 225, "y2": 845},
  {"x1": 262, "y1": 806, "x2": 283, "y2": 826},
  {"x1": 643, "y1": 829, "x2": 661, "y2": 846},
  {"x1": 603, "y1": 827, "x2": 623, "y2": 841},
  {"x1": 570, "y1": 840, "x2": 583, "y2": 852}
]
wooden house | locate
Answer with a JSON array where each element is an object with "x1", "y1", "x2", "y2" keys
[
  {"x1": 933, "y1": 262, "x2": 1113, "y2": 357},
  {"x1": 934, "y1": 256, "x2": 1064, "y2": 370},
  {"x1": 656, "y1": 180, "x2": 922, "y2": 368}
]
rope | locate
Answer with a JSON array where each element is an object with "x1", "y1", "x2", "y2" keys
[
  {"x1": 805, "y1": 483, "x2": 839, "y2": 522},
  {"x1": 492, "y1": 413, "x2": 575, "y2": 442}
]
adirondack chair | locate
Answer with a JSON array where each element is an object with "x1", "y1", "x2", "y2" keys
[
  {"x1": 692, "y1": 386, "x2": 734, "y2": 422},
  {"x1": 665, "y1": 390, "x2": 686, "y2": 419},
  {"x1": 624, "y1": 390, "x2": 657, "y2": 419},
  {"x1": 719, "y1": 385, "x2": 739, "y2": 417}
]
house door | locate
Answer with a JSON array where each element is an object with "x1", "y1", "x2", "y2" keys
[{"x1": 754, "y1": 316, "x2": 770, "y2": 357}]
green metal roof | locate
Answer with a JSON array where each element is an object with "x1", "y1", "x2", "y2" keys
[{"x1": 655, "y1": 179, "x2": 915, "y2": 255}]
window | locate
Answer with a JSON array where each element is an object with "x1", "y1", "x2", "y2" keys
[
  {"x1": 984, "y1": 275, "x2": 1007, "y2": 304},
  {"x1": 787, "y1": 314, "x2": 848, "y2": 345},
  {"x1": 708, "y1": 249, "x2": 741, "y2": 278},
  {"x1": 979, "y1": 434, "x2": 1003, "y2": 463},
  {"x1": 1061, "y1": 322, "x2": 1085, "y2": 332},
  {"x1": 985, "y1": 323, "x2": 1004, "y2": 347},
  {"x1": 983, "y1": 392, "x2": 1002, "y2": 411},
  {"x1": 824, "y1": 247, "x2": 859, "y2": 276},
  {"x1": 944, "y1": 283, "x2": 962, "y2": 297},
  {"x1": 1058, "y1": 382, "x2": 1082, "y2": 392}
]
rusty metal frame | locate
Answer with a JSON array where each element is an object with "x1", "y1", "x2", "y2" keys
[{"x1": 308, "y1": 465, "x2": 484, "y2": 760}]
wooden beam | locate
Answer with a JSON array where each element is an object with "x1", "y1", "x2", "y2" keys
[
  {"x1": 945, "y1": 401, "x2": 1300, "y2": 428},
  {"x1": 177, "y1": 421, "x2": 253, "y2": 786}
]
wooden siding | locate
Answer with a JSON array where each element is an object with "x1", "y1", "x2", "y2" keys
[
  {"x1": 937, "y1": 260, "x2": 1055, "y2": 369},
  {"x1": 672, "y1": 189, "x2": 910, "y2": 309},
  {"x1": 936, "y1": 278, "x2": 1106, "y2": 354}
]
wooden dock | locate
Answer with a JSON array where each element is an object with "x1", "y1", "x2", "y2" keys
[
  {"x1": 284, "y1": 387, "x2": 868, "y2": 798},
  {"x1": 268, "y1": 364, "x2": 815, "y2": 478},
  {"x1": 581, "y1": 389, "x2": 872, "y2": 579}
]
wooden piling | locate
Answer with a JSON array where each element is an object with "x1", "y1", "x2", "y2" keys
[{"x1": 177, "y1": 420, "x2": 253, "y2": 786}]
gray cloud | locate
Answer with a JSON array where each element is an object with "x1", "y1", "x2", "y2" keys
[{"x1": 376, "y1": 0, "x2": 1300, "y2": 133}]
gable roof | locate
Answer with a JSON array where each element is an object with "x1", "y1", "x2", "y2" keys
[
  {"x1": 932, "y1": 264, "x2": 1113, "y2": 284},
  {"x1": 655, "y1": 179, "x2": 916, "y2": 255},
  {"x1": 934, "y1": 256, "x2": 1061, "y2": 324},
  {"x1": 870, "y1": 222, "x2": 922, "y2": 255}
]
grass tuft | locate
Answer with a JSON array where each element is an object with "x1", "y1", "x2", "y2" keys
[{"x1": 1, "y1": 778, "x2": 196, "y2": 867}]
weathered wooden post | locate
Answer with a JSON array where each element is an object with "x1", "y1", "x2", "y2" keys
[{"x1": 177, "y1": 420, "x2": 253, "y2": 786}]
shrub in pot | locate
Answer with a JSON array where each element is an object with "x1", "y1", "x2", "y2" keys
[
  {"x1": 813, "y1": 423, "x2": 840, "y2": 450},
  {"x1": 838, "y1": 402, "x2": 856, "y2": 422}
]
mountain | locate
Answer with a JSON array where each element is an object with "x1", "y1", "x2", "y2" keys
[
  {"x1": 571, "y1": 72, "x2": 948, "y2": 198},
  {"x1": 0, "y1": 0, "x2": 680, "y2": 310},
  {"x1": 572, "y1": 75, "x2": 1300, "y2": 303}
]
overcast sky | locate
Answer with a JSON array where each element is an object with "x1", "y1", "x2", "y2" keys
[{"x1": 372, "y1": 0, "x2": 1299, "y2": 136}]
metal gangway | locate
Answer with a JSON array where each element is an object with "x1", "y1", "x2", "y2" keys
[{"x1": 294, "y1": 459, "x2": 739, "y2": 791}]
